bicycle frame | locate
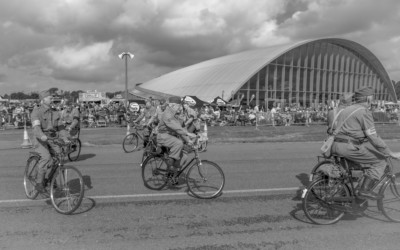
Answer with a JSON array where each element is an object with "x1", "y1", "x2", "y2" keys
[
  {"x1": 167, "y1": 137, "x2": 202, "y2": 178},
  {"x1": 317, "y1": 155, "x2": 396, "y2": 212},
  {"x1": 45, "y1": 138, "x2": 68, "y2": 183}
]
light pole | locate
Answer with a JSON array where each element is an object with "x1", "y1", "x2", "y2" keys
[{"x1": 118, "y1": 52, "x2": 134, "y2": 108}]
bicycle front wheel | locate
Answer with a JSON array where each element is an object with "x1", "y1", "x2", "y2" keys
[
  {"x1": 123, "y1": 133, "x2": 139, "y2": 153},
  {"x1": 68, "y1": 138, "x2": 81, "y2": 162},
  {"x1": 24, "y1": 156, "x2": 40, "y2": 200},
  {"x1": 379, "y1": 173, "x2": 400, "y2": 222},
  {"x1": 302, "y1": 178, "x2": 350, "y2": 225},
  {"x1": 186, "y1": 160, "x2": 225, "y2": 199},
  {"x1": 50, "y1": 166, "x2": 84, "y2": 215},
  {"x1": 142, "y1": 155, "x2": 169, "y2": 190},
  {"x1": 197, "y1": 140, "x2": 208, "y2": 153}
]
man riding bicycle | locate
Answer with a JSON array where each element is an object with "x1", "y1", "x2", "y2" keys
[
  {"x1": 132, "y1": 99, "x2": 156, "y2": 147},
  {"x1": 331, "y1": 86, "x2": 400, "y2": 200},
  {"x1": 60, "y1": 100, "x2": 80, "y2": 139},
  {"x1": 30, "y1": 90, "x2": 62, "y2": 192},
  {"x1": 182, "y1": 101, "x2": 200, "y2": 133},
  {"x1": 157, "y1": 96, "x2": 196, "y2": 178}
]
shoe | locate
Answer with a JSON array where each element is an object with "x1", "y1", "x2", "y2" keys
[
  {"x1": 35, "y1": 183, "x2": 46, "y2": 193},
  {"x1": 358, "y1": 176, "x2": 383, "y2": 200}
]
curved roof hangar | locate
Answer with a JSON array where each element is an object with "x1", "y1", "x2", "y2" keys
[{"x1": 139, "y1": 38, "x2": 396, "y2": 102}]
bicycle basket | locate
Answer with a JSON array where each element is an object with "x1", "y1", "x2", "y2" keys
[{"x1": 317, "y1": 163, "x2": 344, "y2": 179}]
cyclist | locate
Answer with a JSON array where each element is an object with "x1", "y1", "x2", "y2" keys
[
  {"x1": 327, "y1": 92, "x2": 353, "y2": 131},
  {"x1": 30, "y1": 90, "x2": 62, "y2": 192},
  {"x1": 133, "y1": 99, "x2": 156, "y2": 146},
  {"x1": 60, "y1": 100, "x2": 80, "y2": 139},
  {"x1": 157, "y1": 96, "x2": 196, "y2": 178},
  {"x1": 331, "y1": 86, "x2": 400, "y2": 199},
  {"x1": 182, "y1": 101, "x2": 200, "y2": 133},
  {"x1": 148, "y1": 98, "x2": 167, "y2": 126}
]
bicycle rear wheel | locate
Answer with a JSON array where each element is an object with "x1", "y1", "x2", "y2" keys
[
  {"x1": 379, "y1": 173, "x2": 400, "y2": 222},
  {"x1": 142, "y1": 155, "x2": 169, "y2": 190},
  {"x1": 123, "y1": 133, "x2": 139, "y2": 153},
  {"x1": 68, "y1": 138, "x2": 81, "y2": 162},
  {"x1": 302, "y1": 177, "x2": 350, "y2": 225},
  {"x1": 309, "y1": 160, "x2": 335, "y2": 182},
  {"x1": 186, "y1": 160, "x2": 225, "y2": 199},
  {"x1": 50, "y1": 166, "x2": 84, "y2": 215},
  {"x1": 23, "y1": 156, "x2": 40, "y2": 200}
]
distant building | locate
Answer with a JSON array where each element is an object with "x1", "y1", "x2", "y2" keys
[
  {"x1": 79, "y1": 90, "x2": 108, "y2": 104},
  {"x1": 137, "y1": 38, "x2": 396, "y2": 109}
]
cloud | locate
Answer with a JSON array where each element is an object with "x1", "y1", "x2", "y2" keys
[
  {"x1": 1, "y1": 0, "x2": 400, "y2": 95},
  {"x1": 47, "y1": 41, "x2": 113, "y2": 70}
]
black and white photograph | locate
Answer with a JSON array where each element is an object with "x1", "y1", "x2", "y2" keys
[{"x1": 1, "y1": 0, "x2": 400, "y2": 249}]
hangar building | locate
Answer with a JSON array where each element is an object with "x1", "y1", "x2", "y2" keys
[{"x1": 137, "y1": 38, "x2": 396, "y2": 109}]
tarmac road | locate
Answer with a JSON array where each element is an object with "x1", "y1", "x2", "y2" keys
[{"x1": 1, "y1": 130, "x2": 400, "y2": 249}]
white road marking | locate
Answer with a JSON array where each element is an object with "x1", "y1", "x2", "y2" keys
[{"x1": 0, "y1": 187, "x2": 299, "y2": 204}]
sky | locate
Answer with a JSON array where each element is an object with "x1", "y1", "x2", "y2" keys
[{"x1": 1, "y1": 0, "x2": 400, "y2": 96}]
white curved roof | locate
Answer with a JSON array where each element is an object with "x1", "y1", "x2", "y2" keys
[{"x1": 139, "y1": 38, "x2": 396, "y2": 102}]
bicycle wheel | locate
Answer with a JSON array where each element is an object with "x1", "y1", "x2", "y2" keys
[
  {"x1": 142, "y1": 155, "x2": 169, "y2": 190},
  {"x1": 379, "y1": 173, "x2": 400, "y2": 222},
  {"x1": 68, "y1": 139, "x2": 81, "y2": 162},
  {"x1": 309, "y1": 160, "x2": 335, "y2": 182},
  {"x1": 50, "y1": 166, "x2": 84, "y2": 215},
  {"x1": 197, "y1": 140, "x2": 208, "y2": 153},
  {"x1": 302, "y1": 177, "x2": 351, "y2": 225},
  {"x1": 23, "y1": 156, "x2": 40, "y2": 200},
  {"x1": 122, "y1": 133, "x2": 139, "y2": 153},
  {"x1": 186, "y1": 160, "x2": 225, "y2": 199}
]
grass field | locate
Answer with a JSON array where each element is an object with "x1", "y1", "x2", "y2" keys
[{"x1": 80, "y1": 123, "x2": 400, "y2": 145}]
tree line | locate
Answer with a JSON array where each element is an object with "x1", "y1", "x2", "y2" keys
[{"x1": 1, "y1": 88, "x2": 123, "y2": 101}]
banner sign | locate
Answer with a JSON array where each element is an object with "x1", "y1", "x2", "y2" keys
[{"x1": 79, "y1": 91, "x2": 106, "y2": 102}]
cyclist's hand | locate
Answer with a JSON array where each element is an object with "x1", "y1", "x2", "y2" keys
[
  {"x1": 186, "y1": 132, "x2": 197, "y2": 138},
  {"x1": 186, "y1": 139, "x2": 194, "y2": 147},
  {"x1": 40, "y1": 135, "x2": 48, "y2": 141},
  {"x1": 390, "y1": 152, "x2": 400, "y2": 159}
]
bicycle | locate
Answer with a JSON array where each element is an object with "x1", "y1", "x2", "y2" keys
[
  {"x1": 122, "y1": 123, "x2": 150, "y2": 153},
  {"x1": 65, "y1": 128, "x2": 81, "y2": 162},
  {"x1": 141, "y1": 135, "x2": 225, "y2": 199},
  {"x1": 302, "y1": 154, "x2": 400, "y2": 224},
  {"x1": 23, "y1": 137, "x2": 85, "y2": 215}
]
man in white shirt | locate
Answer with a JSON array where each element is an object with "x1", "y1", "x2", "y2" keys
[{"x1": 270, "y1": 106, "x2": 276, "y2": 126}]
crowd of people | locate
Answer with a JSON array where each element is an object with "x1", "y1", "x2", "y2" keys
[{"x1": 1, "y1": 97, "x2": 400, "y2": 131}]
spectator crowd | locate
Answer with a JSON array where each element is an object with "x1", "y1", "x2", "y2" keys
[{"x1": 1, "y1": 99, "x2": 400, "y2": 130}]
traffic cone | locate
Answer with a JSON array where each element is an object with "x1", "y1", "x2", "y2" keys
[
  {"x1": 126, "y1": 123, "x2": 130, "y2": 135},
  {"x1": 203, "y1": 122, "x2": 208, "y2": 140},
  {"x1": 21, "y1": 125, "x2": 33, "y2": 149}
]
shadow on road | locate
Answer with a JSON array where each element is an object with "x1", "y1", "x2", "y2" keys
[
  {"x1": 73, "y1": 153, "x2": 96, "y2": 162},
  {"x1": 73, "y1": 197, "x2": 96, "y2": 215},
  {"x1": 83, "y1": 175, "x2": 93, "y2": 190},
  {"x1": 296, "y1": 173, "x2": 310, "y2": 187}
]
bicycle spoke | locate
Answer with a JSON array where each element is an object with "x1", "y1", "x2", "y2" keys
[
  {"x1": 187, "y1": 160, "x2": 225, "y2": 199},
  {"x1": 302, "y1": 178, "x2": 349, "y2": 225},
  {"x1": 50, "y1": 166, "x2": 84, "y2": 215}
]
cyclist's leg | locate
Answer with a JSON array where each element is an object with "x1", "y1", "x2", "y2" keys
[
  {"x1": 143, "y1": 127, "x2": 151, "y2": 147},
  {"x1": 332, "y1": 142, "x2": 385, "y2": 199},
  {"x1": 157, "y1": 133, "x2": 183, "y2": 172},
  {"x1": 35, "y1": 140, "x2": 51, "y2": 191}
]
